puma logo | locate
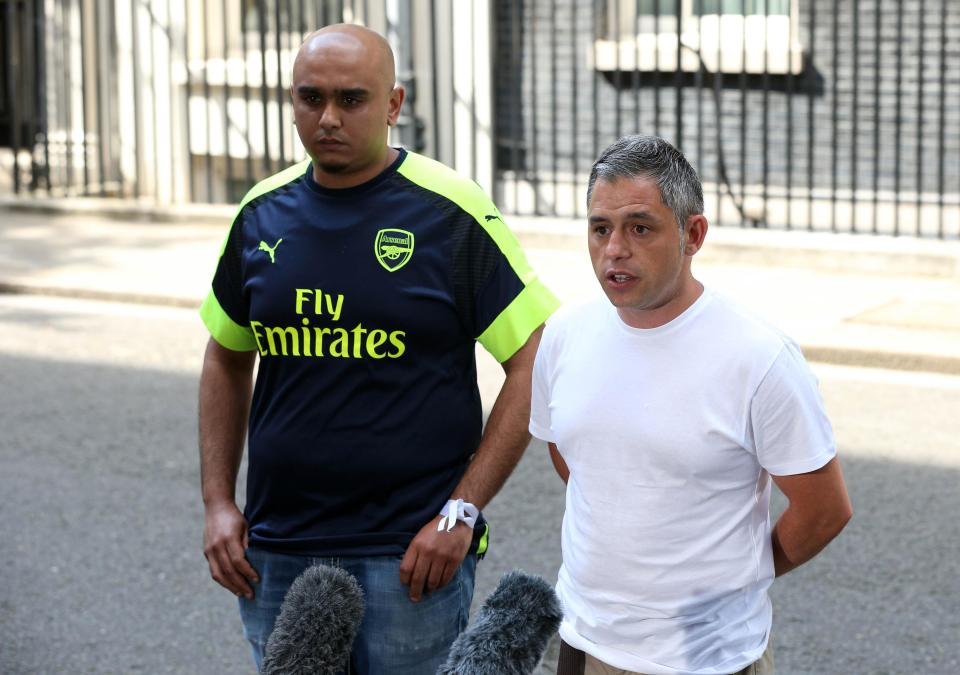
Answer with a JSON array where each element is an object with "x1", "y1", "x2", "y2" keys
[
  {"x1": 258, "y1": 238, "x2": 283, "y2": 264},
  {"x1": 484, "y1": 214, "x2": 501, "y2": 222}
]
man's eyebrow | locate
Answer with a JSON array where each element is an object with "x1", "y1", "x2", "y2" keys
[
  {"x1": 588, "y1": 211, "x2": 657, "y2": 223},
  {"x1": 625, "y1": 211, "x2": 657, "y2": 222},
  {"x1": 295, "y1": 86, "x2": 369, "y2": 97}
]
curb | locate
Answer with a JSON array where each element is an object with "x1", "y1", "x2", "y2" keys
[
  {"x1": 0, "y1": 196, "x2": 233, "y2": 225},
  {"x1": 3, "y1": 199, "x2": 959, "y2": 278},
  {"x1": 800, "y1": 345, "x2": 960, "y2": 377},
  {"x1": 0, "y1": 282, "x2": 200, "y2": 309},
  {"x1": 3, "y1": 280, "x2": 958, "y2": 376}
]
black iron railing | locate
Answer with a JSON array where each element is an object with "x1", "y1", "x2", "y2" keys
[
  {"x1": 2, "y1": 0, "x2": 958, "y2": 238},
  {"x1": 492, "y1": 0, "x2": 959, "y2": 237}
]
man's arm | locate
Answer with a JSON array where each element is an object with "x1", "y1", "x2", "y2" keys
[
  {"x1": 770, "y1": 456, "x2": 852, "y2": 577},
  {"x1": 548, "y1": 443, "x2": 569, "y2": 484},
  {"x1": 399, "y1": 326, "x2": 543, "y2": 601},
  {"x1": 199, "y1": 337, "x2": 260, "y2": 599}
]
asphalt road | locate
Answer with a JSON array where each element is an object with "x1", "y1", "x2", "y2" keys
[{"x1": 1, "y1": 294, "x2": 958, "y2": 674}]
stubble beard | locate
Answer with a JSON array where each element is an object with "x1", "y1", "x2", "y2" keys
[{"x1": 316, "y1": 158, "x2": 350, "y2": 174}]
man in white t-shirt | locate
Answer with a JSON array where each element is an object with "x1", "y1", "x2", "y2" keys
[{"x1": 530, "y1": 135, "x2": 852, "y2": 675}]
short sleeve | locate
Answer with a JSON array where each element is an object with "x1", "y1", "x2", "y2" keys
[
  {"x1": 394, "y1": 152, "x2": 559, "y2": 361},
  {"x1": 749, "y1": 341, "x2": 836, "y2": 475},
  {"x1": 198, "y1": 216, "x2": 258, "y2": 352},
  {"x1": 466, "y1": 212, "x2": 559, "y2": 362},
  {"x1": 529, "y1": 324, "x2": 557, "y2": 442}
]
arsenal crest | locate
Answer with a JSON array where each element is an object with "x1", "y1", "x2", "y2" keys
[{"x1": 374, "y1": 228, "x2": 415, "y2": 272}]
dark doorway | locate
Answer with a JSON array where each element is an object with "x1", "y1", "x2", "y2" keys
[{"x1": 1, "y1": 0, "x2": 43, "y2": 149}]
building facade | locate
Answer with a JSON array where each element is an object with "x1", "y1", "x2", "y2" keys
[{"x1": 2, "y1": 0, "x2": 957, "y2": 236}]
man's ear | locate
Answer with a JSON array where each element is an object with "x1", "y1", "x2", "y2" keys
[
  {"x1": 386, "y1": 85, "x2": 406, "y2": 127},
  {"x1": 682, "y1": 215, "x2": 708, "y2": 256}
]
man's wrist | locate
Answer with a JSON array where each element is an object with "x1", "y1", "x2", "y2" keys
[
  {"x1": 202, "y1": 494, "x2": 237, "y2": 511},
  {"x1": 437, "y1": 498, "x2": 479, "y2": 531}
]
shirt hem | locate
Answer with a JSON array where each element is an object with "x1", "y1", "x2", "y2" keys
[
  {"x1": 529, "y1": 419, "x2": 555, "y2": 442},
  {"x1": 765, "y1": 448, "x2": 835, "y2": 476}
]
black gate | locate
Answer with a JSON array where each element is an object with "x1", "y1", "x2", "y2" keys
[
  {"x1": 2, "y1": 0, "x2": 958, "y2": 238},
  {"x1": 492, "y1": 0, "x2": 960, "y2": 238}
]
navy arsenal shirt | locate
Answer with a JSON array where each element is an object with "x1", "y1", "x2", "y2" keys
[{"x1": 200, "y1": 149, "x2": 559, "y2": 556}]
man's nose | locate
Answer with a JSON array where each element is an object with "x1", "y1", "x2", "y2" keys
[
  {"x1": 318, "y1": 103, "x2": 341, "y2": 131},
  {"x1": 605, "y1": 228, "x2": 630, "y2": 258}
]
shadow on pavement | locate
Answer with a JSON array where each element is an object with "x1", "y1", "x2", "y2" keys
[{"x1": 2, "y1": 352, "x2": 957, "y2": 674}]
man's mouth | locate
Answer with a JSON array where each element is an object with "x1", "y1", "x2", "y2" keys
[{"x1": 607, "y1": 271, "x2": 635, "y2": 284}]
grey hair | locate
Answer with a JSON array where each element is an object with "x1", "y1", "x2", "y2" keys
[{"x1": 586, "y1": 135, "x2": 704, "y2": 229}]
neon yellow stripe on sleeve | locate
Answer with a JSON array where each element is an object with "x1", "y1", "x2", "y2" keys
[
  {"x1": 396, "y1": 152, "x2": 538, "y2": 284},
  {"x1": 199, "y1": 290, "x2": 258, "y2": 352},
  {"x1": 200, "y1": 161, "x2": 311, "y2": 349},
  {"x1": 398, "y1": 151, "x2": 560, "y2": 360},
  {"x1": 477, "y1": 279, "x2": 560, "y2": 363},
  {"x1": 215, "y1": 159, "x2": 312, "y2": 257}
]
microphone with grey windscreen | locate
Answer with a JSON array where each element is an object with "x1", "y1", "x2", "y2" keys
[
  {"x1": 261, "y1": 564, "x2": 365, "y2": 675},
  {"x1": 436, "y1": 570, "x2": 563, "y2": 675}
]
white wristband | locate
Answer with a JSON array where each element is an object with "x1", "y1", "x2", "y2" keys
[{"x1": 437, "y1": 498, "x2": 479, "y2": 531}]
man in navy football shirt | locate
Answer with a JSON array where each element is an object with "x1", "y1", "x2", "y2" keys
[{"x1": 198, "y1": 23, "x2": 558, "y2": 674}]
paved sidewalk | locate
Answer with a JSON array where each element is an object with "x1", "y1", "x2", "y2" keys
[{"x1": 1, "y1": 202, "x2": 958, "y2": 374}]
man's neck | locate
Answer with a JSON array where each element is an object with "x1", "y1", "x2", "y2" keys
[
  {"x1": 617, "y1": 278, "x2": 705, "y2": 330},
  {"x1": 312, "y1": 147, "x2": 400, "y2": 189}
]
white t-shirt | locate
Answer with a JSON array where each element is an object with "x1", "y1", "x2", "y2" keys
[{"x1": 530, "y1": 289, "x2": 835, "y2": 675}]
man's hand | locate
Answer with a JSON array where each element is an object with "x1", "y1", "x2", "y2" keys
[
  {"x1": 199, "y1": 337, "x2": 257, "y2": 597},
  {"x1": 203, "y1": 500, "x2": 259, "y2": 599},
  {"x1": 399, "y1": 516, "x2": 473, "y2": 602}
]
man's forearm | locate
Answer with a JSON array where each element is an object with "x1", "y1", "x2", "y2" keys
[
  {"x1": 199, "y1": 340, "x2": 255, "y2": 506},
  {"x1": 770, "y1": 457, "x2": 852, "y2": 577},
  {"x1": 449, "y1": 327, "x2": 543, "y2": 510},
  {"x1": 771, "y1": 510, "x2": 842, "y2": 577},
  {"x1": 398, "y1": 328, "x2": 541, "y2": 600},
  {"x1": 450, "y1": 367, "x2": 532, "y2": 509}
]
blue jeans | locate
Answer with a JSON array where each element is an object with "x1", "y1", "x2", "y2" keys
[{"x1": 239, "y1": 548, "x2": 477, "y2": 675}]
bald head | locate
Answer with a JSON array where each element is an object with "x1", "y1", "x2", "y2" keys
[
  {"x1": 289, "y1": 23, "x2": 406, "y2": 188},
  {"x1": 294, "y1": 24, "x2": 396, "y2": 91}
]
